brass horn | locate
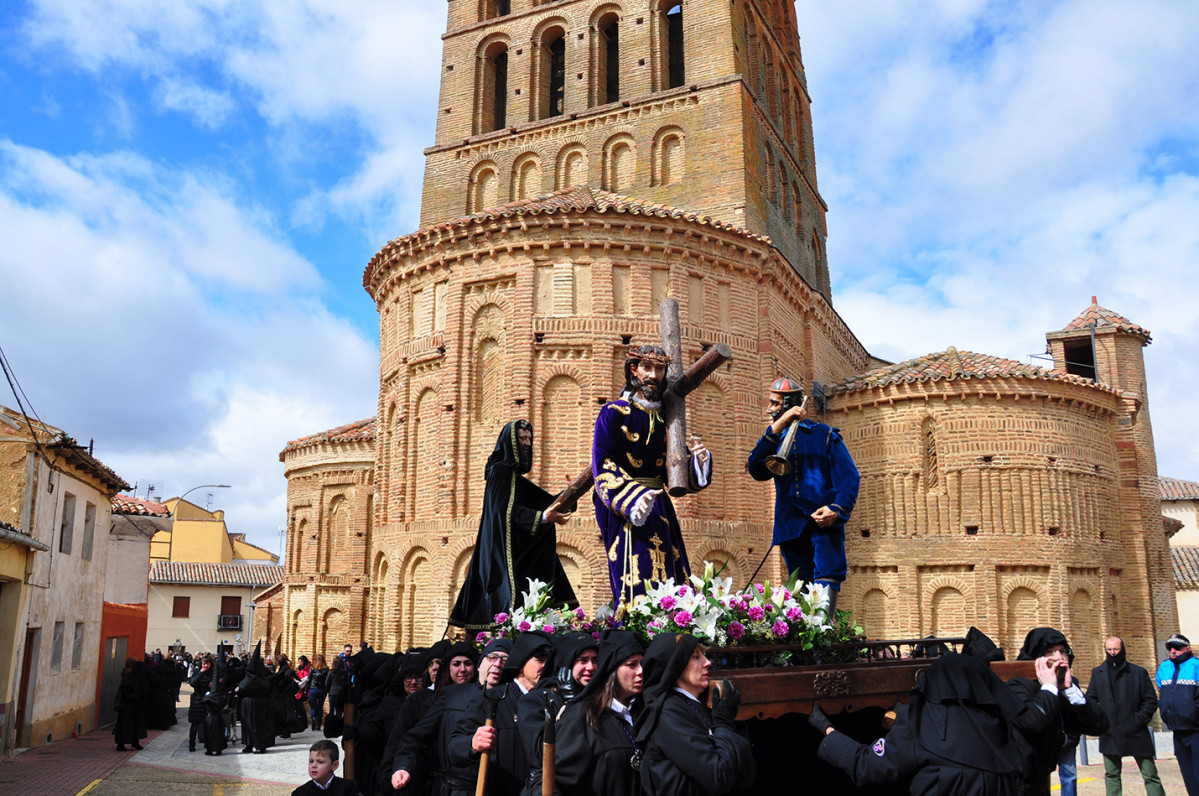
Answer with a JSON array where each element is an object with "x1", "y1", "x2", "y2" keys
[{"x1": 764, "y1": 395, "x2": 808, "y2": 476}]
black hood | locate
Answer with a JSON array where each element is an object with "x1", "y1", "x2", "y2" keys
[
  {"x1": 503, "y1": 630, "x2": 555, "y2": 681},
  {"x1": 487, "y1": 420, "x2": 534, "y2": 477},
  {"x1": 574, "y1": 630, "x2": 645, "y2": 704},
  {"x1": 635, "y1": 633, "x2": 700, "y2": 744},
  {"x1": 907, "y1": 652, "x2": 1024, "y2": 774},
  {"x1": 435, "y1": 641, "x2": 481, "y2": 689},
  {"x1": 245, "y1": 640, "x2": 266, "y2": 676},
  {"x1": 962, "y1": 627, "x2": 1005, "y2": 662},
  {"x1": 1017, "y1": 627, "x2": 1073, "y2": 664},
  {"x1": 540, "y1": 631, "x2": 599, "y2": 688}
]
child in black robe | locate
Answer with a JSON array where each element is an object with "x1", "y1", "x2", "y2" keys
[{"x1": 293, "y1": 739, "x2": 361, "y2": 796}]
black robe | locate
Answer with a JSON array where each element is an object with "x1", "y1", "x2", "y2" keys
[
  {"x1": 640, "y1": 691, "x2": 756, "y2": 796},
  {"x1": 112, "y1": 666, "x2": 149, "y2": 745},
  {"x1": 449, "y1": 420, "x2": 577, "y2": 629},
  {"x1": 202, "y1": 691, "x2": 229, "y2": 754},
  {"x1": 291, "y1": 775, "x2": 361, "y2": 795},
  {"x1": 239, "y1": 669, "x2": 277, "y2": 751},
  {"x1": 448, "y1": 682, "x2": 530, "y2": 796},
  {"x1": 394, "y1": 683, "x2": 485, "y2": 796},
  {"x1": 554, "y1": 701, "x2": 642, "y2": 796}
]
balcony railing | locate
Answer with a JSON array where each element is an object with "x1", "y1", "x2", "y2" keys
[{"x1": 218, "y1": 614, "x2": 243, "y2": 630}]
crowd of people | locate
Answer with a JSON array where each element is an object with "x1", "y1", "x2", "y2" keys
[{"x1": 114, "y1": 625, "x2": 1198, "y2": 796}]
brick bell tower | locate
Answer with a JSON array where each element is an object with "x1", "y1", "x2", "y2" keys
[
  {"x1": 349, "y1": 0, "x2": 871, "y2": 650},
  {"x1": 423, "y1": 0, "x2": 830, "y2": 297}
]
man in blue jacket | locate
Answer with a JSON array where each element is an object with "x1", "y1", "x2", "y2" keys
[
  {"x1": 1157, "y1": 632, "x2": 1199, "y2": 795},
  {"x1": 746, "y1": 377, "x2": 859, "y2": 617}
]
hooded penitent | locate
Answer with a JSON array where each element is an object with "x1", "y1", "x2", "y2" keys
[
  {"x1": 573, "y1": 630, "x2": 645, "y2": 704},
  {"x1": 906, "y1": 652, "x2": 1025, "y2": 774},
  {"x1": 544, "y1": 632, "x2": 600, "y2": 689},
  {"x1": 634, "y1": 633, "x2": 701, "y2": 745},
  {"x1": 449, "y1": 420, "x2": 578, "y2": 629},
  {"x1": 434, "y1": 641, "x2": 480, "y2": 689},
  {"x1": 503, "y1": 630, "x2": 556, "y2": 683},
  {"x1": 1017, "y1": 627, "x2": 1073, "y2": 664}
]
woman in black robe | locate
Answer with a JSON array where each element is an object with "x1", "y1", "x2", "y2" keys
[
  {"x1": 112, "y1": 658, "x2": 148, "y2": 751},
  {"x1": 239, "y1": 642, "x2": 277, "y2": 753},
  {"x1": 187, "y1": 654, "x2": 213, "y2": 752},
  {"x1": 813, "y1": 651, "x2": 1027, "y2": 795},
  {"x1": 634, "y1": 633, "x2": 755, "y2": 796},
  {"x1": 555, "y1": 630, "x2": 646, "y2": 796},
  {"x1": 272, "y1": 653, "x2": 306, "y2": 738},
  {"x1": 448, "y1": 420, "x2": 577, "y2": 629},
  {"x1": 202, "y1": 653, "x2": 230, "y2": 756},
  {"x1": 146, "y1": 658, "x2": 178, "y2": 729}
]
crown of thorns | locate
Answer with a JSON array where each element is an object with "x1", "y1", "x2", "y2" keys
[{"x1": 626, "y1": 346, "x2": 673, "y2": 367}]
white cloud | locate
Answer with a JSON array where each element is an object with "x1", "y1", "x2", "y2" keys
[
  {"x1": 21, "y1": 0, "x2": 444, "y2": 230},
  {"x1": 797, "y1": 0, "x2": 1199, "y2": 479},
  {"x1": 0, "y1": 141, "x2": 378, "y2": 551}
]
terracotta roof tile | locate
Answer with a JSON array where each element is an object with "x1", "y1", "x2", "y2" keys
[
  {"x1": 1173, "y1": 546, "x2": 1199, "y2": 590},
  {"x1": 149, "y1": 561, "x2": 283, "y2": 587},
  {"x1": 1058, "y1": 299, "x2": 1151, "y2": 342},
  {"x1": 112, "y1": 494, "x2": 171, "y2": 517},
  {"x1": 365, "y1": 186, "x2": 770, "y2": 288},
  {"x1": 1161, "y1": 477, "x2": 1199, "y2": 502},
  {"x1": 830, "y1": 346, "x2": 1120, "y2": 396},
  {"x1": 282, "y1": 417, "x2": 376, "y2": 454}
]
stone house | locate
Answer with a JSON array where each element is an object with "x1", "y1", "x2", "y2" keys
[{"x1": 0, "y1": 405, "x2": 129, "y2": 752}]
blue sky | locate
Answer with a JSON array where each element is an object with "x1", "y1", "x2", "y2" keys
[{"x1": 1, "y1": 0, "x2": 1196, "y2": 553}]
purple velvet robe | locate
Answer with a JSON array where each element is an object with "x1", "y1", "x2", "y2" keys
[{"x1": 591, "y1": 397, "x2": 711, "y2": 606}]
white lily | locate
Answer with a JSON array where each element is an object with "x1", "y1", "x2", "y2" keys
[{"x1": 522, "y1": 578, "x2": 548, "y2": 611}]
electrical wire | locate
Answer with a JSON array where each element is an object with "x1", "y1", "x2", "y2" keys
[{"x1": 0, "y1": 343, "x2": 61, "y2": 473}]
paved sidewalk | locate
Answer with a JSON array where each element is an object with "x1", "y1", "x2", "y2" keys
[
  {"x1": 0, "y1": 726, "x2": 164, "y2": 795},
  {"x1": 128, "y1": 704, "x2": 315, "y2": 788}
]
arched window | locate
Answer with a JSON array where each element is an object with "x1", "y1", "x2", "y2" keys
[
  {"x1": 652, "y1": 126, "x2": 685, "y2": 186},
  {"x1": 478, "y1": 39, "x2": 509, "y2": 133},
  {"x1": 764, "y1": 145, "x2": 777, "y2": 203},
  {"x1": 603, "y1": 134, "x2": 635, "y2": 192},
  {"x1": 468, "y1": 161, "x2": 500, "y2": 213},
  {"x1": 534, "y1": 25, "x2": 567, "y2": 120},
  {"x1": 511, "y1": 153, "x2": 542, "y2": 200},
  {"x1": 556, "y1": 144, "x2": 587, "y2": 190},
  {"x1": 654, "y1": 3, "x2": 684, "y2": 91},
  {"x1": 593, "y1": 12, "x2": 620, "y2": 105}
]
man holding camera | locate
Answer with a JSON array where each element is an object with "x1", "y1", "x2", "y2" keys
[{"x1": 746, "y1": 377, "x2": 859, "y2": 616}]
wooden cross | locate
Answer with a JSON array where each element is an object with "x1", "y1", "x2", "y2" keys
[{"x1": 555, "y1": 298, "x2": 733, "y2": 507}]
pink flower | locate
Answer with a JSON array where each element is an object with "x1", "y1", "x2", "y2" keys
[
  {"x1": 494, "y1": 612, "x2": 509, "y2": 624},
  {"x1": 659, "y1": 595, "x2": 677, "y2": 611},
  {"x1": 475, "y1": 632, "x2": 490, "y2": 644},
  {"x1": 518, "y1": 621, "x2": 532, "y2": 632},
  {"x1": 765, "y1": 604, "x2": 774, "y2": 614},
  {"x1": 747, "y1": 606, "x2": 765, "y2": 622},
  {"x1": 592, "y1": 632, "x2": 601, "y2": 641},
  {"x1": 575, "y1": 608, "x2": 587, "y2": 619},
  {"x1": 786, "y1": 607, "x2": 804, "y2": 622},
  {"x1": 677, "y1": 586, "x2": 690, "y2": 597},
  {"x1": 756, "y1": 584, "x2": 765, "y2": 594},
  {"x1": 542, "y1": 625, "x2": 556, "y2": 634},
  {"x1": 772, "y1": 620, "x2": 789, "y2": 637},
  {"x1": 782, "y1": 589, "x2": 792, "y2": 602},
  {"x1": 648, "y1": 620, "x2": 662, "y2": 628},
  {"x1": 673, "y1": 611, "x2": 693, "y2": 627},
  {"x1": 728, "y1": 621, "x2": 745, "y2": 640}
]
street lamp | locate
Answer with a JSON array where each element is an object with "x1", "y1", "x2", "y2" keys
[{"x1": 166, "y1": 484, "x2": 231, "y2": 561}]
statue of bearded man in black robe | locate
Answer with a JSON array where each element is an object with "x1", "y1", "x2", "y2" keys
[{"x1": 449, "y1": 420, "x2": 578, "y2": 629}]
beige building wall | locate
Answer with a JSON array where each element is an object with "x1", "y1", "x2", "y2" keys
[
  {"x1": 1164, "y1": 498, "x2": 1198, "y2": 545},
  {"x1": 147, "y1": 583, "x2": 254, "y2": 655},
  {"x1": 20, "y1": 455, "x2": 121, "y2": 746}
]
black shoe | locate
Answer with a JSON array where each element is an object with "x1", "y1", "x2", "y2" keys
[
  {"x1": 132, "y1": 743, "x2": 143, "y2": 750},
  {"x1": 243, "y1": 747, "x2": 253, "y2": 754},
  {"x1": 189, "y1": 744, "x2": 196, "y2": 752},
  {"x1": 253, "y1": 749, "x2": 265, "y2": 754},
  {"x1": 116, "y1": 745, "x2": 127, "y2": 752}
]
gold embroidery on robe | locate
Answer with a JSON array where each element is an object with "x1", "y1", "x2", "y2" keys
[
  {"x1": 626, "y1": 452, "x2": 643, "y2": 468},
  {"x1": 621, "y1": 425, "x2": 641, "y2": 443},
  {"x1": 610, "y1": 402, "x2": 632, "y2": 416}
]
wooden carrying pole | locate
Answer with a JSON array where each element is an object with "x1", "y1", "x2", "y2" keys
[
  {"x1": 550, "y1": 339, "x2": 732, "y2": 508},
  {"x1": 475, "y1": 698, "x2": 497, "y2": 796},
  {"x1": 541, "y1": 709, "x2": 556, "y2": 796}
]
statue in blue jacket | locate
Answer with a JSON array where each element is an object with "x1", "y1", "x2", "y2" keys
[{"x1": 746, "y1": 377, "x2": 859, "y2": 616}]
